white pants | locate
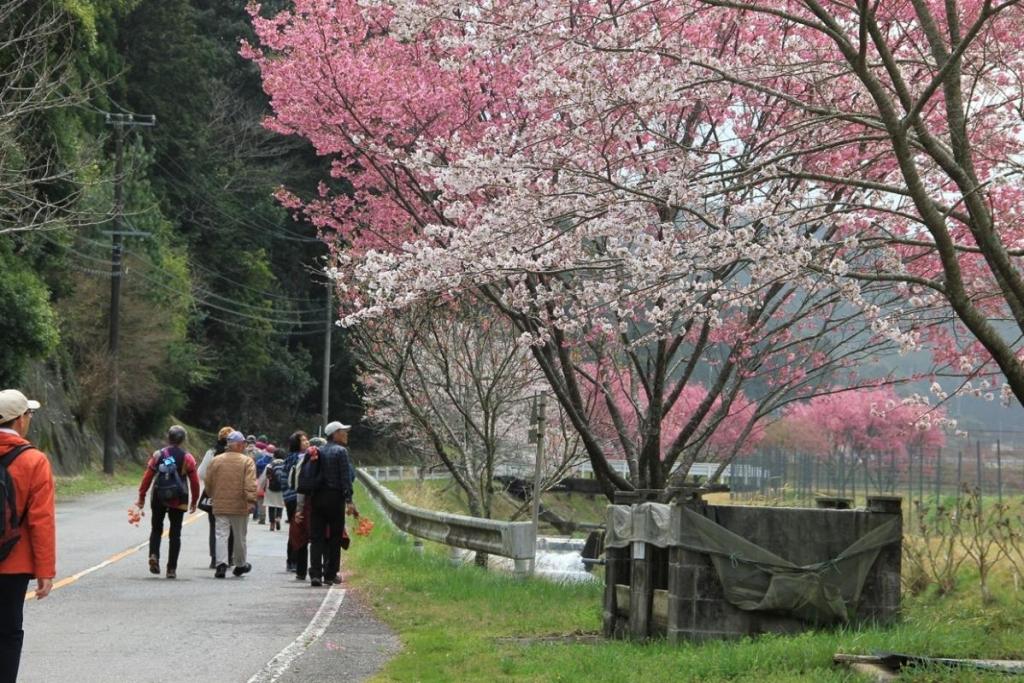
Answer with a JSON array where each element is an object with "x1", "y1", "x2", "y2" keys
[{"x1": 215, "y1": 514, "x2": 248, "y2": 566}]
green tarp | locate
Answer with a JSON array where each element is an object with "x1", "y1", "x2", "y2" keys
[
  {"x1": 604, "y1": 503, "x2": 901, "y2": 625},
  {"x1": 679, "y1": 507, "x2": 900, "y2": 624}
]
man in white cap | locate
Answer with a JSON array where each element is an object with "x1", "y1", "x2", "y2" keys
[
  {"x1": 307, "y1": 421, "x2": 355, "y2": 587},
  {"x1": 0, "y1": 389, "x2": 55, "y2": 681}
]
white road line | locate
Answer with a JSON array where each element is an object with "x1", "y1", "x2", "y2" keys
[{"x1": 246, "y1": 587, "x2": 347, "y2": 683}]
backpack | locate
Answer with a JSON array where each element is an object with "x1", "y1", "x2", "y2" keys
[
  {"x1": 0, "y1": 445, "x2": 31, "y2": 561},
  {"x1": 154, "y1": 448, "x2": 189, "y2": 505},
  {"x1": 295, "y1": 449, "x2": 325, "y2": 494},
  {"x1": 267, "y1": 462, "x2": 284, "y2": 492}
]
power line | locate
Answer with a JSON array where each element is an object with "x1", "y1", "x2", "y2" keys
[
  {"x1": 199, "y1": 312, "x2": 329, "y2": 337},
  {"x1": 48, "y1": 231, "x2": 327, "y2": 322},
  {"x1": 186, "y1": 257, "x2": 316, "y2": 303},
  {"x1": 152, "y1": 158, "x2": 323, "y2": 244},
  {"x1": 70, "y1": 230, "x2": 324, "y2": 309},
  {"x1": 126, "y1": 265, "x2": 326, "y2": 327}
]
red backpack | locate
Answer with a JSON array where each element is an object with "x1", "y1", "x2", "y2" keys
[{"x1": 0, "y1": 445, "x2": 31, "y2": 561}]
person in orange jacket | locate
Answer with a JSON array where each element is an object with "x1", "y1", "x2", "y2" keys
[{"x1": 0, "y1": 389, "x2": 56, "y2": 682}]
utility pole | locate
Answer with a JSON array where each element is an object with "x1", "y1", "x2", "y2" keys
[
  {"x1": 529, "y1": 391, "x2": 546, "y2": 575},
  {"x1": 102, "y1": 112, "x2": 155, "y2": 475},
  {"x1": 321, "y1": 275, "x2": 333, "y2": 430}
]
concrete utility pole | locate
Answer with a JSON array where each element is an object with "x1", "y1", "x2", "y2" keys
[
  {"x1": 529, "y1": 391, "x2": 546, "y2": 575},
  {"x1": 321, "y1": 275, "x2": 333, "y2": 430},
  {"x1": 102, "y1": 112, "x2": 155, "y2": 475}
]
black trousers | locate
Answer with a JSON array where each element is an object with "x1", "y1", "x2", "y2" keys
[
  {"x1": 0, "y1": 573, "x2": 30, "y2": 683},
  {"x1": 309, "y1": 490, "x2": 345, "y2": 581},
  {"x1": 149, "y1": 502, "x2": 185, "y2": 569}
]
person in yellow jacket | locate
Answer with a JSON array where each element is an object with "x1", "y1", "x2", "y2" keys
[{"x1": 204, "y1": 431, "x2": 257, "y2": 578}]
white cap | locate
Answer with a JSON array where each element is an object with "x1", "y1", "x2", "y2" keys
[
  {"x1": 324, "y1": 421, "x2": 351, "y2": 436},
  {"x1": 0, "y1": 390, "x2": 40, "y2": 423}
]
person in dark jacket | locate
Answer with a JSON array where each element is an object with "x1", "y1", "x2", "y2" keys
[
  {"x1": 307, "y1": 422, "x2": 354, "y2": 587},
  {"x1": 283, "y1": 431, "x2": 308, "y2": 576}
]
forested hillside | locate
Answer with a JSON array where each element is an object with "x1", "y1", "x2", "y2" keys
[{"x1": 1, "y1": 0, "x2": 359, "y2": 472}]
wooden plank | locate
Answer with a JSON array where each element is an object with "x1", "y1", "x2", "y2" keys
[{"x1": 629, "y1": 542, "x2": 653, "y2": 639}]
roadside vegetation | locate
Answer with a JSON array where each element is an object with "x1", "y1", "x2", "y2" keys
[
  {"x1": 53, "y1": 420, "x2": 211, "y2": 500},
  {"x1": 54, "y1": 461, "x2": 146, "y2": 500},
  {"x1": 348, "y1": 486, "x2": 1024, "y2": 682}
]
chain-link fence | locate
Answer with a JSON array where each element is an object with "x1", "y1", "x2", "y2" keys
[{"x1": 728, "y1": 439, "x2": 1024, "y2": 509}]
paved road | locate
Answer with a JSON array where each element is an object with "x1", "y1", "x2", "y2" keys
[{"x1": 20, "y1": 487, "x2": 399, "y2": 682}]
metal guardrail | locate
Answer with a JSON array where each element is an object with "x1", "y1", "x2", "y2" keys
[
  {"x1": 356, "y1": 468, "x2": 536, "y2": 575},
  {"x1": 360, "y1": 465, "x2": 452, "y2": 482}
]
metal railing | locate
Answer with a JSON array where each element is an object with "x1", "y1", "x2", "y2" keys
[
  {"x1": 356, "y1": 468, "x2": 536, "y2": 576},
  {"x1": 360, "y1": 465, "x2": 452, "y2": 482}
]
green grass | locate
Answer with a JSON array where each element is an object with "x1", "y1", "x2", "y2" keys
[
  {"x1": 54, "y1": 461, "x2": 147, "y2": 500},
  {"x1": 347, "y1": 487, "x2": 1024, "y2": 682}
]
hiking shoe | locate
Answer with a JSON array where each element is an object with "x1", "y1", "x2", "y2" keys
[
  {"x1": 209, "y1": 559, "x2": 217, "y2": 569},
  {"x1": 324, "y1": 576, "x2": 340, "y2": 586},
  {"x1": 148, "y1": 555, "x2": 160, "y2": 575},
  {"x1": 295, "y1": 573, "x2": 306, "y2": 581},
  {"x1": 166, "y1": 568, "x2": 176, "y2": 579},
  {"x1": 310, "y1": 578, "x2": 322, "y2": 587},
  {"x1": 232, "y1": 563, "x2": 252, "y2": 577},
  {"x1": 214, "y1": 563, "x2": 228, "y2": 579}
]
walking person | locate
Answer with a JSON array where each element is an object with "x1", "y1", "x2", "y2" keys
[
  {"x1": 306, "y1": 422, "x2": 354, "y2": 587},
  {"x1": 0, "y1": 390, "x2": 55, "y2": 682},
  {"x1": 136, "y1": 425, "x2": 200, "y2": 579},
  {"x1": 204, "y1": 431, "x2": 257, "y2": 578},
  {"x1": 197, "y1": 426, "x2": 233, "y2": 569},
  {"x1": 260, "y1": 446, "x2": 285, "y2": 531},
  {"x1": 252, "y1": 441, "x2": 273, "y2": 524},
  {"x1": 283, "y1": 431, "x2": 308, "y2": 576}
]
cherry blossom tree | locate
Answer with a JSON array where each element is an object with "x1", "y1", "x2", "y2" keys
[
  {"x1": 584, "y1": 367, "x2": 766, "y2": 478},
  {"x1": 244, "y1": 0, "x2": 914, "y2": 498},
  {"x1": 352, "y1": 298, "x2": 586, "y2": 528},
  {"x1": 783, "y1": 387, "x2": 948, "y2": 493},
  {"x1": 266, "y1": 0, "x2": 1024, "y2": 406}
]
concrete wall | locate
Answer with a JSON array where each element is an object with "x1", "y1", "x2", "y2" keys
[{"x1": 605, "y1": 496, "x2": 902, "y2": 642}]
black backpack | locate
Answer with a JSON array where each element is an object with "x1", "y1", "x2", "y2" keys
[
  {"x1": 0, "y1": 445, "x2": 30, "y2": 561},
  {"x1": 296, "y1": 450, "x2": 325, "y2": 494},
  {"x1": 154, "y1": 448, "x2": 189, "y2": 505},
  {"x1": 267, "y1": 462, "x2": 284, "y2": 492}
]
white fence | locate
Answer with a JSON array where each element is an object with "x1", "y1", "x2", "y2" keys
[
  {"x1": 360, "y1": 465, "x2": 452, "y2": 482},
  {"x1": 364, "y1": 461, "x2": 765, "y2": 484}
]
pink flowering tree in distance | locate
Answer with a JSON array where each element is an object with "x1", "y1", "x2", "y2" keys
[
  {"x1": 783, "y1": 388, "x2": 948, "y2": 495},
  {"x1": 244, "y1": 0, "x2": 934, "y2": 498}
]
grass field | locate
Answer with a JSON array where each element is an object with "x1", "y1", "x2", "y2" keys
[{"x1": 346, "y1": 486, "x2": 1024, "y2": 682}]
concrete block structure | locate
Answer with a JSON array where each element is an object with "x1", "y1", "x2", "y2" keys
[{"x1": 603, "y1": 494, "x2": 902, "y2": 641}]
